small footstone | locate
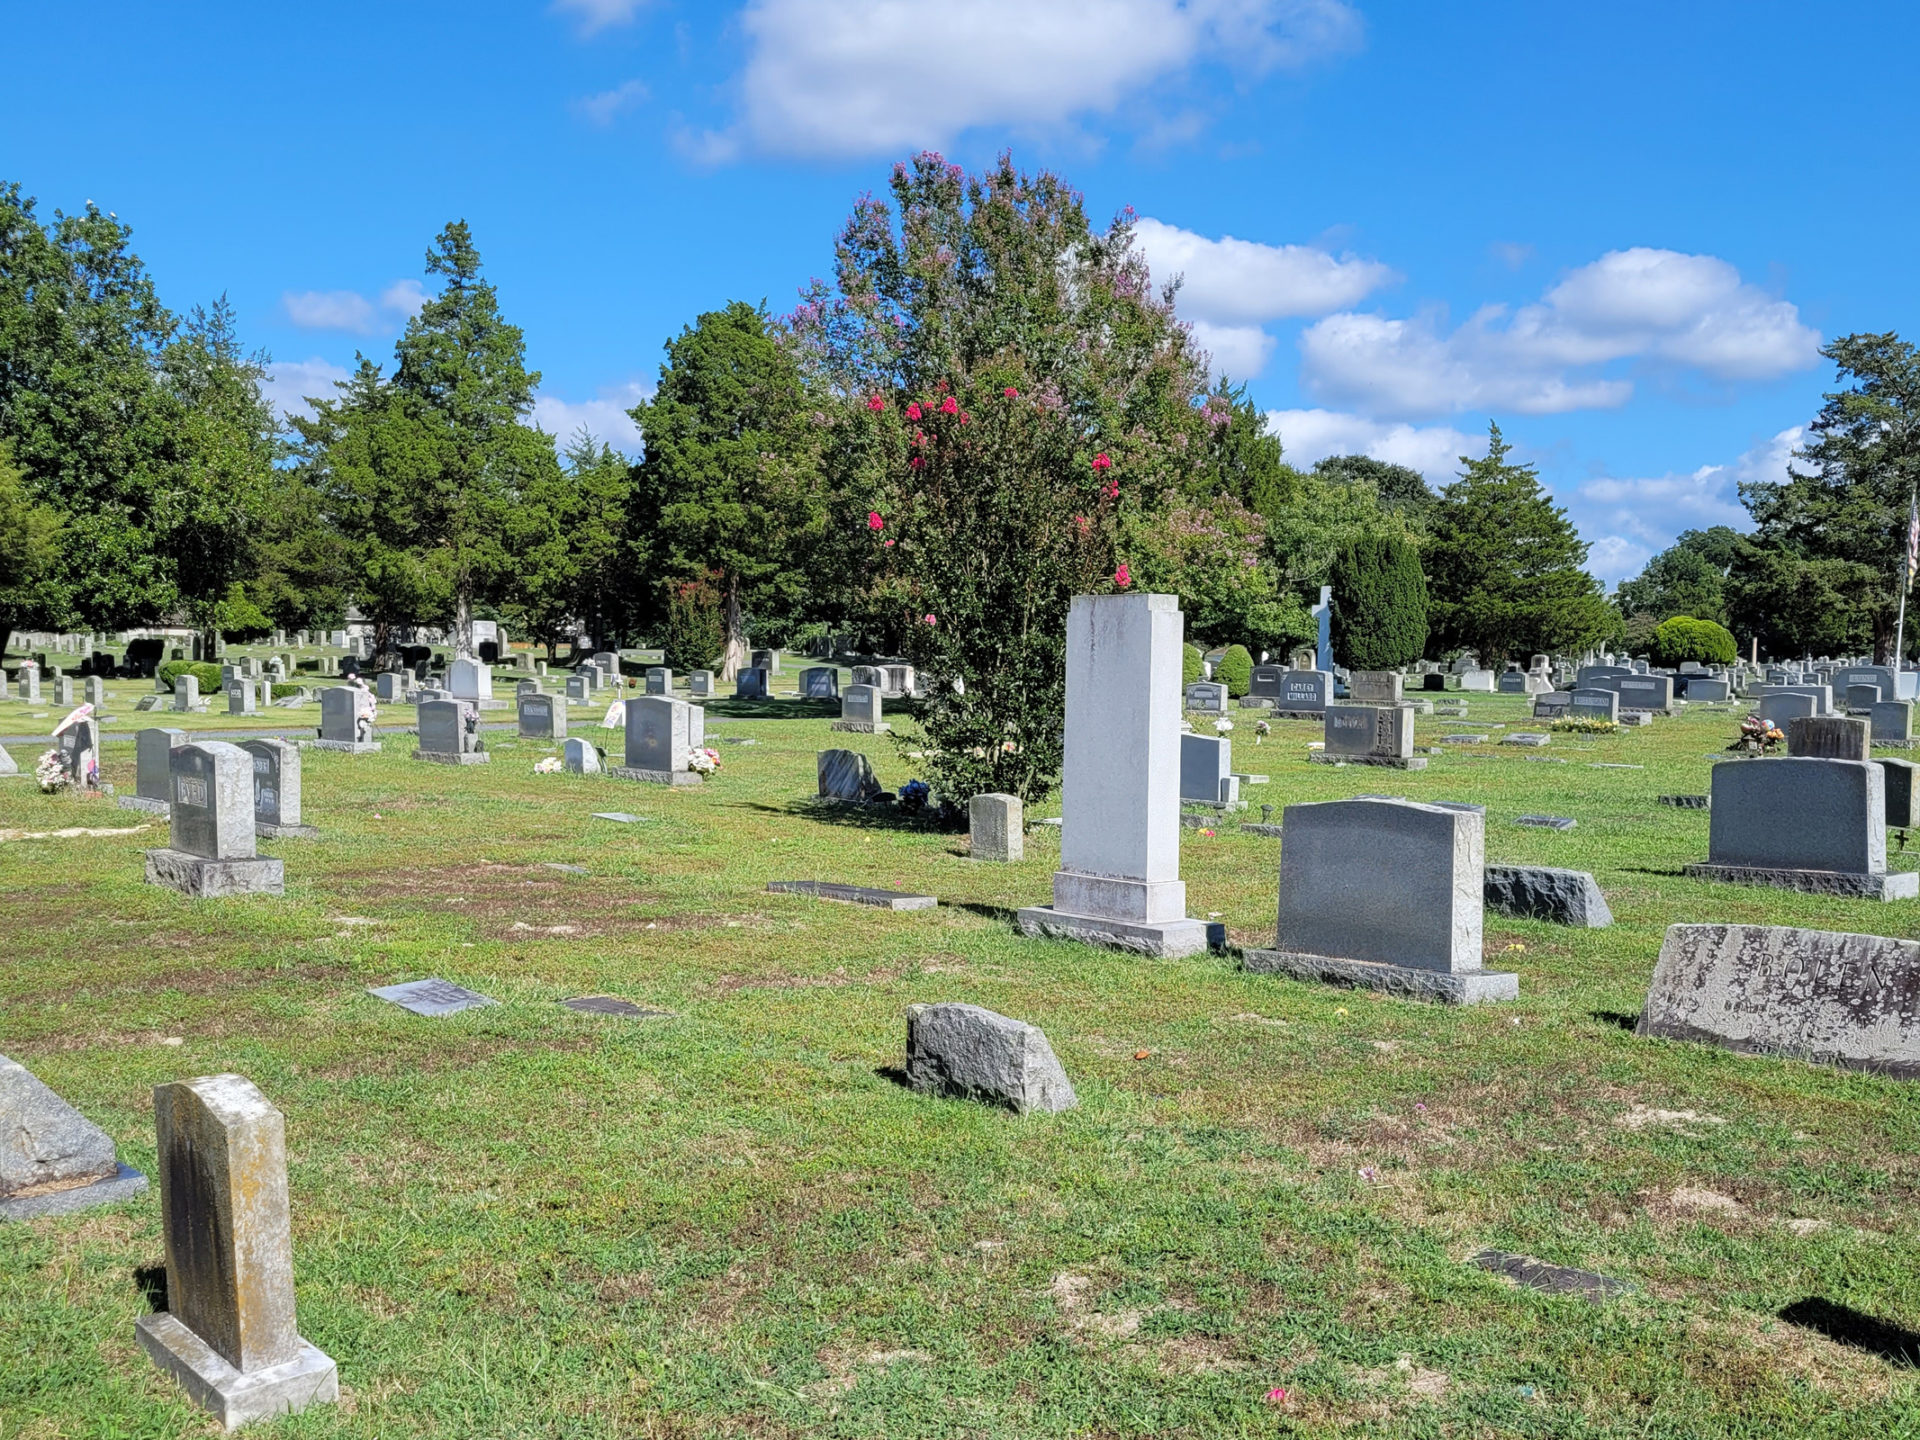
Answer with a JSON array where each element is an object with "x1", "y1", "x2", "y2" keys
[
  {"x1": 1590, "y1": 763, "x2": 1644, "y2": 769},
  {"x1": 767, "y1": 880, "x2": 936, "y2": 911},
  {"x1": 1472, "y1": 1249, "x2": 1631, "y2": 1301},
  {"x1": 1484, "y1": 865, "x2": 1612, "y2": 927},
  {"x1": 544, "y1": 862, "x2": 589, "y2": 874},
  {"x1": 367, "y1": 979, "x2": 497, "y2": 1016},
  {"x1": 1516, "y1": 815, "x2": 1576, "y2": 830},
  {"x1": 1502, "y1": 733, "x2": 1551, "y2": 747},
  {"x1": 561, "y1": 996, "x2": 672, "y2": 1018},
  {"x1": 592, "y1": 812, "x2": 646, "y2": 824},
  {"x1": 1658, "y1": 794, "x2": 1710, "y2": 809},
  {"x1": 904, "y1": 1002, "x2": 1076, "y2": 1115},
  {"x1": 1438, "y1": 734, "x2": 1489, "y2": 744}
]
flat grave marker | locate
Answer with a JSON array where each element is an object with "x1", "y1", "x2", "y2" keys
[
  {"x1": 367, "y1": 979, "x2": 498, "y2": 1017},
  {"x1": 767, "y1": 880, "x2": 937, "y2": 911}
]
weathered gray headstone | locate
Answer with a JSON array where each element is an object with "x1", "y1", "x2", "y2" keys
[
  {"x1": 817, "y1": 747, "x2": 884, "y2": 803},
  {"x1": 1017, "y1": 593, "x2": 1209, "y2": 957},
  {"x1": 83, "y1": 675, "x2": 104, "y2": 706},
  {"x1": 374, "y1": 672, "x2": 404, "y2": 703},
  {"x1": 1758, "y1": 691, "x2": 1818, "y2": 731},
  {"x1": 799, "y1": 666, "x2": 839, "y2": 700},
  {"x1": 172, "y1": 673, "x2": 201, "y2": 712},
  {"x1": 1787, "y1": 715, "x2": 1869, "y2": 760},
  {"x1": 1872, "y1": 701, "x2": 1915, "y2": 747},
  {"x1": 0, "y1": 1054, "x2": 148, "y2": 1220},
  {"x1": 145, "y1": 742, "x2": 284, "y2": 897},
  {"x1": 1533, "y1": 691, "x2": 1572, "y2": 719},
  {"x1": 241, "y1": 738, "x2": 312, "y2": 838},
  {"x1": 751, "y1": 648, "x2": 779, "y2": 676},
  {"x1": 1639, "y1": 924, "x2": 1920, "y2": 1078},
  {"x1": 414, "y1": 698, "x2": 487, "y2": 764},
  {"x1": 904, "y1": 1003, "x2": 1076, "y2": 1114},
  {"x1": 1185, "y1": 681, "x2": 1228, "y2": 714},
  {"x1": 613, "y1": 695, "x2": 702, "y2": 784},
  {"x1": 1684, "y1": 677, "x2": 1730, "y2": 703},
  {"x1": 832, "y1": 683, "x2": 889, "y2": 733},
  {"x1": 517, "y1": 691, "x2": 565, "y2": 740},
  {"x1": 1484, "y1": 866, "x2": 1612, "y2": 927},
  {"x1": 134, "y1": 1074, "x2": 338, "y2": 1427},
  {"x1": 1244, "y1": 664, "x2": 1287, "y2": 707},
  {"x1": 970, "y1": 793, "x2": 1023, "y2": 862},
  {"x1": 119, "y1": 727, "x2": 187, "y2": 815},
  {"x1": 313, "y1": 687, "x2": 378, "y2": 751},
  {"x1": 1316, "y1": 703, "x2": 1423, "y2": 770},
  {"x1": 1568, "y1": 688, "x2": 1621, "y2": 723},
  {"x1": 227, "y1": 678, "x2": 257, "y2": 715},
  {"x1": 644, "y1": 667, "x2": 673, "y2": 695},
  {"x1": 562, "y1": 737, "x2": 602, "y2": 774},
  {"x1": 368, "y1": 979, "x2": 497, "y2": 1016},
  {"x1": 688, "y1": 669, "x2": 715, "y2": 699},
  {"x1": 448, "y1": 656, "x2": 493, "y2": 702},
  {"x1": 1685, "y1": 758, "x2": 1915, "y2": 899},
  {"x1": 1616, "y1": 674, "x2": 1674, "y2": 714},
  {"x1": 1243, "y1": 798, "x2": 1516, "y2": 1003}
]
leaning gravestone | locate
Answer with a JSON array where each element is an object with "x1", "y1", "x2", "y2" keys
[
  {"x1": 145, "y1": 742, "x2": 285, "y2": 897},
  {"x1": 970, "y1": 793, "x2": 1023, "y2": 862},
  {"x1": 517, "y1": 690, "x2": 565, "y2": 740},
  {"x1": 1243, "y1": 798, "x2": 1518, "y2": 1003},
  {"x1": 817, "y1": 748, "x2": 884, "y2": 803},
  {"x1": 0, "y1": 1053, "x2": 148, "y2": 1220},
  {"x1": 121, "y1": 728, "x2": 187, "y2": 815},
  {"x1": 414, "y1": 698, "x2": 487, "y2": 764},
  {"x1": 612, "y1": 695, "x2": 701, "y2": 785},
  {"x1": 563, "y1": 737, "x2": 603, "y2": 774},
  {"x1": 1787, "y1": 715, "x2": 1869, "y2": 760},
  {"x1": 1016, "y1": 593, "x2": 1210, "y2": 957},
  {"x1": 1685, "y1": 758, "x2": 1915, "y2": 900},
  {"x1": 904, "y1": 1003, "x2": 1077, "y2": 1114},
  {"x1": 241, "y1": 738, "x2": 315, "y2": 839},
  {"x1": 311, "y1": 687, "x2": 378, "y2": 752},
  {"x1": 1639, "y1": 924, "x2": 1920, "y2": 1078},
  {"x1": 831, "y1": 683, "x2": 889, "y2": 734},
  {"x1": 135, "y1": 1074, "x2": 338, "y2": 1427}
]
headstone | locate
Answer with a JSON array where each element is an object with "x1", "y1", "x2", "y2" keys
[
  {"x1": 735, "y1": 667, "x2": 768, "y2": 700},
  {"x1": 1016, "y1": 593, "x2": 1210, "y2": 957},
  {"x1": 367, "y1": 978, "x2": 496, "y2": 1016},
  {"x1": 1684, "y1": 677, "x2": 1731, "y2": 703},
  {"x1": 1787, "y1": 715, "x2": 1869, "y2": 760},
  {"x1": 374, "y1": 672, "x2": 404, "y2": 703},
  {"x1": 970, "y1": 793, "x2": 1023, "y2": 862},
  {"x1": 58, "y1": 716, "x2": 99, "y2": 789},
  {"x1": 1458, "y1": 669, "x2": 1496, "y2": 692},
  {"x1": 1832, "y1": 665, "x2": 1907, "y2": 703},
  {"x1": 562, "y1": 737, "x2": 603, "y2": 774},
  {"x1": 751, "y1": 648, "x2": 779, "y2": 676},
  {"x1": 1616, "y1": 674, "x2": 1674, "y2": 714},
  {"x1": 592, "y1": 650, "x2": 622, "y2": 681},
  {"x1": 448, "y1": 657, "x2": 493, "y2": 703},
  {"x1": 1878, "y1": 757, "x2": 1917, "y2": 827},
  {"x1": 1532, "y1": 692, "x2": 1572, "y2": 719},
  {"x1": 1568, "y1": 688, "x2": 1621, "y2": 723},
  {"x1": 1497, "y1": 666, "x2": 1533, "y2": 695},
  {"x1": 1758, "y1": 691, "x2": 1818, "y2": 731},
  {"x1": 1275, "y1": 669, "x2": 1332, "y2": 717},
  {"x1": 1316, "y1": 703, "x2": 1424, "y2": 770},
  {"x1": 119, "y1": 727, "x2": 187, "y2": 815},
  {"x1": 1345, "y1": 671, "x2": 1403, "y2": 706},
  {"x1": 15, "y1": 664, "x2": 40, "y2": 703},
  {"x1": 613, "y1": 695, "x2": 701, "y2": 784},
  {"x1": 1244, "y1": 799, "x2": 1515, "y2": 1003},
  {"x1": 517, "y1": 691, "x2": 565, "y2": 740},
  {"x1": 644, "y1": 667, "x2": 673, "y2": 695},
  {"x1": 1245, "y1": 664, "x2": 1287, "y2": 707},
  {"x1": 1639, "y1": 924, "x2": 1920, "y2": 1078},
  {"x1": 851, "y1": 665, "x2": 884, "y2": 689},
  {"x1": 414, "y1": 698, "x2": 486, "y2": 764},
  {"x1": 817, "y1": 748, "x2": 883, "y2": 803},
  {"x1": 1179, "y1": 732, "x2": 1239, "y2": 805},
  {"x1": 172, "y1": 673, "x2": 201, "y2": 712},
  {"x1": 688, "y1": 670, "x2": 715, "y2": 699},
  {"x1": 1483, "y1": 866, "x2": 1612, "y2": 927},
  {"x1": 799, "y1": 666, "x2": 839, "y2": 700},
  {"x1": 234, "y1": 738, "x2": 307, "y2": 838},
  {"x1": 51, "y1": 675, "x2": 73, "y2": 705},
  {"x1": 144, "y1": 742, "x2": 284, "y2": 896},
  {"x1": 83, "y1": 675, "x2": 104, "y2": 706},
  {"x1": 904, "y1": 1003, "x2": 1076, "y2": 1114},
  {"x1": 767, "y1": 879, "x2": 934, "y2": 910},
  {"x1": 0, "y1": 1053, "x2": 148, "y2": 1220},
  {"x1": 225, "y1": 678, "x2": 255, "y2": 715},
  {"x1": 832, "y1": 683, "x2": 889, "y2": 733},
  {"x1": 313, "y1": 687, "x2": 378, "y2": 751},
  {"x1": 1184, "y1": 680, "x2": 1228, "y2": 715},
  {"x1": 134, "y1": 1074, "x2": 338, "y2": 1427},
  {"x1": 1685, "y1": 758, "x2": 1915, "y2": 900},
  {"x1": 566, "y1": 673, "x2": 591, "y2": 703},
  {"x1": 1872, "y1": 702, "x2": 1915, "y2": 747},
  {"x1": 1422, "y1": 673, "x2": 1448, "y2": 692},
  {"x1": 884, "y1": 663, "x2": 915, "y2": 697}
]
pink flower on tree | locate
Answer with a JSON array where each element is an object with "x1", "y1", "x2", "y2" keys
[
  {"x1": 1092, "y1": 452, "x2": 1112, "y2": 472},
  {"x1": 909, "y1": 455, "x2": 924, "y2": 469},
  {"x1": 940, "y1": 396, "x2": 959, "y2": 415},
  {"x1": 1103, "y1": 478, "x2": 1120, "y2": 500},
  {"x1": 1003, "y1": 386, "x2": 1019, "y2": 398},
  {"x1": 883, "y1": 539, "x2": 895, "y2": 547},
  {"x1": 1114, "y1": 562, "x2": 1132, "y2": 588},
  {"x1": 867, "y1": 511, "x2": 884, "y2": 530},
  {"x1": 866, "y1": 394, "x2": 885, "y2": 412},
  {"x1": 905, "y1": 402, "x2": 923, "y2": 420},
  {"x1": 923, "y1": 613, "x2": 937, "y2": 626}
]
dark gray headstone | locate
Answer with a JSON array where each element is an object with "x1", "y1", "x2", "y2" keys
[
  {"x1": 1787, "y1": 715, "x2": 1869, "y2": 760},
  {"x1": 817, "y1": 749, "x2": 883, "y2": 802}
]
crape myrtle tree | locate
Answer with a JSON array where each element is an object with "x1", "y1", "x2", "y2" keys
[
  {"x1": 1424, "y1": 423, "x2": 1617, "y2": 666},
  {"x1": 787, "y1": 152, "x2": 1218, "y2": 808},
  {"x1": 625, "y1": 301, "x2": 822, "y2": 676}
]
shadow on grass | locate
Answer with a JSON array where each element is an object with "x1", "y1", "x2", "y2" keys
[
  {"x1": 873, "y1": 1065, "x2": 911, "y2": 1090},
  {"x1": 747, "y1": 798, "x2": 966, "y2": 837},
  {"x1": 1621, "y1": 865, "x2": 1691, "y2": 877},
  {"x1": 1590, "y1": 1010, "x2": 1641, "y2": 1032},
  {"x1": 701, "y1": 699, "x2": 842, "y2": 722},
  {"x1": 949, "y1": 900, "x2": 1022, "y2": 926},
  {"x1": 134, "y1": 1264, "x2": 167, "y2": 1313},
  {"x1": 1779, "y1": 1298, "x2": 1920, "y2": 1366}
]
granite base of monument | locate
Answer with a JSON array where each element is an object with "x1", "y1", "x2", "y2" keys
[
  {"x1": 1015, "y1": 905, "x2": 1213, "y2": 958},
  {"x1": 301, "y1": 739, "x2": 380, "y2": 754},
  {"x1": 1307, "y1": 753, "x2": 1429, "y2": 771},
  {"x1": 117, "y1": 795, "x2": 170, "y2": 816},
  {"x1": 144, "y1": 849, "x2": 285, "y2": 898},
  {"x1": 256, "y1": 821, "x2": 320, "y2": 840},
  {"x1": 608, "y1": 765, "x2": 702, "y2": 786},
  {"x1": 0, "y1": 1162, "x2": 148, "y2": 1221},
  {"x1": 1241, "y1": 948, "x2": 1518, "y2": 1004},
  {"x1": 1681, "y1": 862, "x2": 1917, "y2": 901},
  {"x1": 411, "y1": 749, "x2": 490, "y2": 765},
  {"x1": 1269, "y1": 709, "x2": 1328, "y2": 721},
  {"x1": 828, "y1": 720, "x2": 890, "y2": 734},
  {"x1": 135, "y1": 1312, "x2": 338, "y2": 1430}
]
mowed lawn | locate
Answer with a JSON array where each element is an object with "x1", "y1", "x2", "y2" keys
[{"x1": 2, "y1": 690, "x2": 1917, "y2": 1438}]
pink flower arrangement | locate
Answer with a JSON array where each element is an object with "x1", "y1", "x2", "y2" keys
[
  {"x1": 1114, "y1": 562, "x2": 1131, "y2": 588},
  {"x1": 1003, "y1": 386, "x2": 1018, "y2": 398},
  {"x1": 867, "y1": 511, "x2": 884, "y2": 530},
  {"x1": 906, "y1": 401, "x2": 923, "y2": 420},
  {"x1": 923, "y1": 613, "x2": 937, "y2": 626},
  {"x1": 940, "y1": 396, "x2": 959, "y2": 415},
  {"x1": 866, "y1": 394, "x2": 885, "y2": 412},
  {"x1": 1092, "y1": 452, "x2": 1112, "y2": 472}
]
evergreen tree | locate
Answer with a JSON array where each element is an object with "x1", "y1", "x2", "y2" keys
[
  {"x1": 510, "y1": 428, "x2": 631, "y2": 657},
  {"x1": 1424, "y1": 423, "x2": 1616, "y2": 666},
  {"x1": 0, "y1": 441, "x2": 63, "y2": 659},
  {"x1": 1313, "y1": 454, "x2": 1436, "y2": 525},
  {"x1": 1330, "y1": 532, "x2": 1429, "y2": 670}
]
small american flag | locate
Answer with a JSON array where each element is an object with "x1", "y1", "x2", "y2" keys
[{"x1": 1907, "y1": 489, "x2": 1920, "y2": 591}]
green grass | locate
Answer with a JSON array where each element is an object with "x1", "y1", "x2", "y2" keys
[{"x1": 3, "y1": 692, "x2": 1918, "y2": 1437}]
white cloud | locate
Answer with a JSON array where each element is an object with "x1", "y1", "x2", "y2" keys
[
  {"x1": 1577, "y1": 426, "x2": 1800, "y2": 554},
  {"x1": 690, "y1": 0, "x2": 1362, "y2": 161},
  {"x1": 1264, "y1": 407, "x2": 1482, "y2": 486},
  {"x1": 1299, "y1": 248, "x2": 1821, "y2": 419},
  {"x1": 553, "y1": 0, "x2": 648, "y2": 34},
  {"x1": 263, "y1": 358, "x2": 351, "y2": 425},
  {"x1": 532, "y1": 380, "x2": 652, "y2": 455},
  {"x1": 1187, "y1": 320, "x2": 1277, "y2": 384},
  {"x1": 283, "y1": 280, "x2": 428, "y2": 335},
  {"x1": 1133, "y1": 217, "x2": 1395, "y2": 323},
  {"x1": 575, "y1": 79, "x2": 648, "y2": 127},
  {"x1": 1584, "y1": 535, "x2": 1653, "y2": 586}
]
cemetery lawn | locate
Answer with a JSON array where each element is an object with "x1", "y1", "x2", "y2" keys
[{"x1": 3, "y1": 695, "x2": 1918, "y2": 1438}]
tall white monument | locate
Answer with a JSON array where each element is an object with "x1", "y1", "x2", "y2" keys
[{"x1": 1017, "y1": 592, "x2": 1210, "y2": 957}]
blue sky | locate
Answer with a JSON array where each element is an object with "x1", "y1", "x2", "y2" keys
[{"x1": 6, "y1": 0, "x2": 1915, "y2": 584}]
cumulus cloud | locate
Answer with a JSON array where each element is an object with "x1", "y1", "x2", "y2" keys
[
  {"x1": 262, "y1": 357, "x2": 352, "y2": 425},
  {"x1": 283, "y1": 280, "x2": 429, "y2": 336},
  {"x1": 576, "y1": 78, "x2": 648, "y2": 127},
  {"x1": 1573, "y1": 427, "x2": 1802, "y2": 584},
  {"x1": 1186, "y1": 320, "x2": 1278, "y2": 384},
  {"x1": 1263, "y1": 407, "x2": 1482, "y2": 486},
  {"x1": 688, "y1": 0, "x2": 1362, "y2": 161},
  {"x1": 1299, "y1": 248, "x2": 1822, "y2": 418},
  {"x1": 532, "y1": 380, "x2": 652, "y2": 455},
  {"x1": 553, "y1": 0, "x2": 648, "y2": 34},
  {"x1": 1133, "y1": 217, "x2": 1395, "y2": 323}
]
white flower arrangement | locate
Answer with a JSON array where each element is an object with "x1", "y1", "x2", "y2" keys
[
  {"x1": 1254, "y1": 719, "x2": 1271, "y2": 744},
  {"x1": 34, "y1": 748, "x2": 67, "y2": 793},
  {"x1": 533, "y1": 756, "x2": 563, "y2": 773},
  {"x1": 687, "y1": 746, "x2": 720, "y2": 775},
  {"x1": 1214, "y1": 718, "x2": 1233, "y2": 734}
]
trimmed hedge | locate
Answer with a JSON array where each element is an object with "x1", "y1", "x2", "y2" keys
[
  {"x1": 1649, "y1": 615, "x2": 1736, "y2": 667},
  {"x1": 1182, "y1": 643, "x2": 1204, "y2": 688},
  {"x1": 157, "y1": 661, "x2": 223, "y2": 691},
  {"x1": 1330, "y1": 533, "x2": 1429, "y2": 671},
  {"x1": 1215, "y1": 644, "x2": 1253, "y2": 697}
]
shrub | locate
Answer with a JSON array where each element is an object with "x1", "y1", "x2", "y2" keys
[
  {"x1": 1183, "y1": 643, "x2": 1204, "y2": 687},
  {"x1": 1650, "y1": 615, "x2": 1736, "y2": 667},
  {"x1": 1330, "y1": 533, "x2": 1428, "y2": 671},
  {"x1": 157, "y1": 661, "x2": 223, "y2": 691},
  {"x1": 1214, "y1": 644, "x2": 1253, "y2": 697},
  {"x1": 663, "y1": 577, "x2": 725, "y2": 674}
]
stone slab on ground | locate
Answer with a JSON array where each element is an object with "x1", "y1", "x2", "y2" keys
[
  {"x1": 1015, "y1": 906, "x2": 1214, "y2": 957},
  {"x1": 0, "y1": 1052, "x2": 137, "y2": 1217},
  {"x1": 0, "y1": 1162, "x2": 148, "y2": 1221},
  {"x1": 1484, "y1": 865, "x2": 1612, "y2": 927},
  {"x1": 255, "y1": 821, "x2": 320, "y2": 840},
  {"x1": 300, "y1": 739, "x2": 380, "y2": 754},
  {"x1": 144, "y1": 850, "x2": 284, "y2": 898},
  {"x1": 1681, "y1": 863, "x2": 1918, "y2": 901},
  {"x1": 1658, "y1": 794, "x2": 1711, "y2": 809},
  {"x1": 1515, "y1": 815, "x2": 1576, "y2": 831},
  {"x1": 905, "y1": 1002, "x2": 1076, "y2": 1114},
  {"x1": 828, "y1": 720, "x2": 891, "y2": 734},
  {"x1": 591, "y1": 812, "x2": 647, "y2": 824},
  {"x1": 1437, "y1": 734, "x2": 1489, "y2": 744},
  {"x1": 561, "y1": 996, "x2": 673, "y2": 1018},
  {"x1": 1241, "y1": 949, "x2": 1518, "y2": 1004},
  {"x1": 607, "y1": 766, "x2": 702, "y2": 786},
  {"x1": 1502, "y1": 733, "x2": 1551, "y2": 747},
  {"x1": 134, "y1": 1313, "x2": 338, "y2": 1431},
  {"x1": 1639, "y1": 922, "x2": 1920, "y2": 1077},
  {"x1": 367, "y1": 979, "x2": 498, "y2": 1016},
  {"x1": 1307, "y1": 753, "x2": 1428, "y2": 770},
  {"x1": 1471, "y1": 1249, "x2": 1632, "y2": 1301},
  {"x1": 117, "y1": 795, "x2": 170, "y2": 816},
  {"x1": 411, "y1": 749, "x2": 490, "y2": 765},
  {"x1": 767, "y1": 880, "x2": 936, "y2": 911}
]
